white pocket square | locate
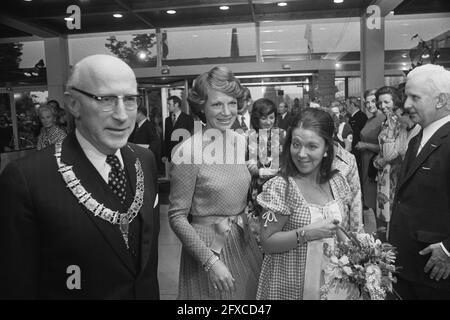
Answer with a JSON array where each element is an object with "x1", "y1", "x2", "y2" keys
[{"x1": 153, "y1": 194, "x2": 159, "y2": 208}]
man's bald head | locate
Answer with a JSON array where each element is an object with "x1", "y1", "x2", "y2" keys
[
  {"x1": 64, "y1": 54, "x2": 139, "y2": 155},
  {"x1": 67, "y1": 55, "x2": 137, "y2": 93}
]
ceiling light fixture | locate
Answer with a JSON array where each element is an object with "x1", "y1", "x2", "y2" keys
[
  {"x1": 277, "y1": 2, "x2": 288, "y2": 7},
  {"x1": 335, "y1": 63, "x2": 341, "y2": 68},
  {"x1": 24, "y1": 0, "x2": 32, "y2": 2},
  {"x1": 334, "y1": 0, "x2": 344, "y2": 3},
  {"x1": 64, "y1": 17, "x2": 74, "y2": 21},
  {"x1": 236, "y1": 73, "x2": 313, "y2": 79},
  {"x1": 219, "y1": 6, "x2": 229, "y2": 10},
  {"x1": 166, "y1": 10, "x2": 176, "y2": 14},
  {"x1": 402, "y1": 53, "x2": 408, "y2": 58},
  {"x1": 113, "y1": 13, "x2": 123, "y2": 18},
  {"x1": 421, "y1": 53, "x2": 430, "y2": 59}
]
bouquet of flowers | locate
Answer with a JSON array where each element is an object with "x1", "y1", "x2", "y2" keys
[{"x1": 320, "y1": 228, "x2": 399, "y2": 300}]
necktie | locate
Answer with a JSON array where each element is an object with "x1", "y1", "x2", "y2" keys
[
  {"x1": 106, "y1": 154, "x2": 131, "y2": 249},
  {"x1": 106, "y1": 155, "x2": 127, "y2": 204},
  {"x1": 405, "y1": 129, "x2": 423, "y2": 173},
  {"x1": 171, "y1": 113, "x2": 177, "y2": 125},
  {"x1": 412, "y1": 129, "x2": 423, "y2": 158},
  {"x1": 240, "y1": 115, "x2": 249, "y2": 131}
]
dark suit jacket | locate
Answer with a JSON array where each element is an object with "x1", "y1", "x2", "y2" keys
[
  {"x1": 129, "y1": 119, "x2": 161, "y2": 163},
  {"x1": 163, "y1": 112, "x2": 194, "y2": 160},
  {"x1": 231, "y1": 113, "x2": 252, "y2": 132},
  {"x1": 276, "y1": 112, "x2": 294, "y2": 131},
  {"x1": 349, "y1": 110, "x2": 368, "y2": 151},
  {"x1": 390, "y1": 121, "x2": 450, "y2": 291},
  {"x1": 349, "y1": 110, "x2": 368, "y2": 176},
  {"x1": 0, "y1": 133, "x2": 160, "y2": 299}
]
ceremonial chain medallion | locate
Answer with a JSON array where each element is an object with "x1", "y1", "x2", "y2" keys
[{"x1": 54, "y1": 142, "x2": 144, "y2": 249}]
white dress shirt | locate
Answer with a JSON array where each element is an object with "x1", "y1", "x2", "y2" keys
[
  {"x1": 173, "y1": 110, "x2": 181, "y2": 124},
  {"x1": 76, "y1": 129, "x2": 124, "y2": 183},
  {"x1": 137, "y1": 118, "x2": 147, "y2": 128},
  {"x1": 240, "y1": 110, "x2": 251, "y2": 129}
]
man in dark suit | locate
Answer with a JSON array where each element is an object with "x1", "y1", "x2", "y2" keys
[
  {"x1": 0, "y1": 54, "x2": 160, "y2": 299},
  {"x1": 346, "y1": 96, "x2": 368, "y2": 179},
  {"x1": 276, "y1": 102, "x2": 292, "y2": 131},
  {"x1": 231, "y1": 86, "x2": 252, "y2": 133},
  {"x1": 129, "y1": 105, "x2": 161, "y2": 166},
  {"x1": 389, "y1": 64, "x2": 450, "y2": 299},
  {"x1": 162, "y1": 95, "x2": 194, "y2": 162}
]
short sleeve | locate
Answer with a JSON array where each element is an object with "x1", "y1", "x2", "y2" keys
[{"x1": 256, "y1": 176, "x2": 290, "y2": 216}]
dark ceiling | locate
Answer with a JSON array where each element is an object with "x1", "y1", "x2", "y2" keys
[{"x1": 1, "y1": 0, "x2": 447, "y2": 39}]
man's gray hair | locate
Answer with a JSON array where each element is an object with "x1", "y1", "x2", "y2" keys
[{"x1": 407, "y1": 64, "x2": 450, "y2": 96}]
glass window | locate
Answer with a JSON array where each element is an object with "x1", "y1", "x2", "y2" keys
[
  {"x1": 14, "y1": 90, "x2": 48, "y2": 150},
  {"x1": 162, "y1": 23, "x2": 256, "y2": 65},
  {"x1": 0, "y1": 93, "x2": 13, "y2": 152},
  {"x1": 69, "y1": 31, "x2": 158, "y2": 67},
  {"x1": 0, "y1": 41, "x2": 46, "y2": 87},
  {"x1": 260, "y1": 18, "x2": 360, "y2": 62},
  {"x1": 385, "y1": 13, "x2": 450, "y2": 71}
]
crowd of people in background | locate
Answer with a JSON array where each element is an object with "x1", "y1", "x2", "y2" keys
[{"x1": 1, "y1": 57, "x2": 449, "y2": 300}]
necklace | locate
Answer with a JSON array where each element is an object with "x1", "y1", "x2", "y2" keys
[{"x1": 54, "y1": 142, "x2": 144, "y2": 249}]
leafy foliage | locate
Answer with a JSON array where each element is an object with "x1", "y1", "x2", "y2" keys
[{"x1": 105, "y1": 34, "x2": 157, "y2": 67}]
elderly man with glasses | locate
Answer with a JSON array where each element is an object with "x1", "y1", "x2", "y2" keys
[{"x1": 0, "y1": 54, "x2": 160, "y2": 299}]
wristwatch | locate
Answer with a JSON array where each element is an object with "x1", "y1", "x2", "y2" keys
[{"x1": 296, "y1": 229, "x2": 307, "y2": 247}]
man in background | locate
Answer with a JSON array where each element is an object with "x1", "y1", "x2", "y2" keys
[
  {"x1": 129, "y1": 105, "x2": 161, "y2": 166},
  {"x1": 162, "y1": 95, "x2": 194, "y2": 163},
  {"x1": 276, "y1": 101, "x2": 292, "y2": 131}
]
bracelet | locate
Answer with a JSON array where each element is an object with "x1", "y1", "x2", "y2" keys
[
  {"x1": 204, "y1": 255, "x2": 220, "y2": 272},
  {"x1": 295, "y1": 229, "x2": 307, "y2": 247}
]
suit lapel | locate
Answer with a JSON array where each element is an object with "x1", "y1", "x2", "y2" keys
[
  {"x1": 121, "y1": 143, "x2": 155, "y2": 273},
  {"x1": 61, "y1": 134, "x2": 136, "y2": 274},
  {"x1": 399, "y1": 122, "x2": 450, "y2": 190}
]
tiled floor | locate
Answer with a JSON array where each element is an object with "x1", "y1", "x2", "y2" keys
[{"x1": 158, "y1": 204, "x2": 181, "y2": 300}]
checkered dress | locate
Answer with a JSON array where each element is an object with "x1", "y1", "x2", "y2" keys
[{"x1": 256, "y1": 173, "x2": 361, "y2": 300}]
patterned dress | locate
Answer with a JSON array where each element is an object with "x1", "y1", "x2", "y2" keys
[
  {"x1": 168, "y1": 131, "x2": 262, "y2": 300},
  {"x1": 256, "y1": 174, "x2": 361, "y2": 300},
  {"x1": 36, "y1": 125, "x2": 67, "y2": 150},
  {"x1": 374, "y1": 113, "x2": 408, "y2": 223}
]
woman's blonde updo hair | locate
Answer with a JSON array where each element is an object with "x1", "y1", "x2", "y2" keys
[{"x1": 188, "y1": 66, "x2": 246, "y2": 119}]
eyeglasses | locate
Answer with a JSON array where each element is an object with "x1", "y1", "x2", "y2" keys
[{"x1": 70, "y1": 87, "x2": 142, "y2": 111}]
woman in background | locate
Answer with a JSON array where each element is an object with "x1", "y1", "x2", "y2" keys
[
  {"x1": 355, "y1": 89, "x2": 385, "y2": 212},
  {"x1": 372, "y1": 86, "x2": 407, "y2": 239},
  {"x1": 36, "y1": 105, "x2": 67, "y2": 150},
  {"x1": 168, "y1": 66, "x2": 262, "y2": 300},
  {"x1": 256, "y1": 108, "x2": 362, "y2": 300},
  {"x1": 246, "y1": 98, "x2": 285, "y2": 242}
]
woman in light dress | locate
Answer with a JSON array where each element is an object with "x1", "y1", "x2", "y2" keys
[
  {"x1": 168, "y1": 66, "x2": 262, "y2": 300},
  {"x1": 256, "y1": 108, "x2": 362, "y2": 300},
  {"x1": 372, "y1": 86, "x2": 419, "y2": 239}
]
